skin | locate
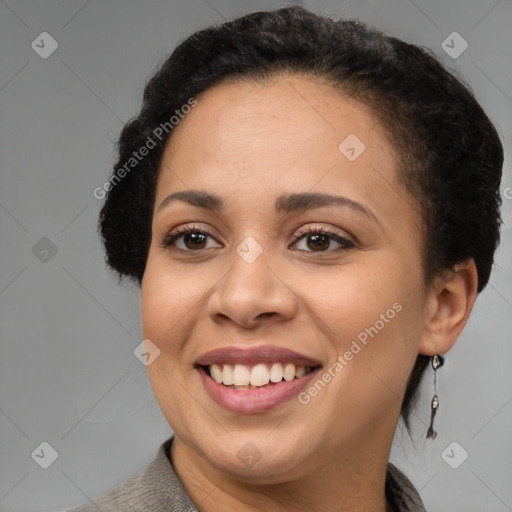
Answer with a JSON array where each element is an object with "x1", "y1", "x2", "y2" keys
[{"x1": 140, "y1": 73, "x2": 478, "y2": 512}]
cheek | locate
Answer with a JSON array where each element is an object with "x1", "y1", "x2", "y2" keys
[
  {"x1": 306, "y1": 258, "x2": 418, "y2": 334},
  {"x1": 299, "y1": 257, "x2": 425, "y2": 387},
  {"x1": 139, "y1": 249, "x2": 222, "y2": 401},
  {"x1": 140, "y1": 256, "x2": 198, "y2": 421},
  {"x1": 140, "y1": 257, "x2": 192, "y2": 394},
  {"x1": 140, "y1": 251, "x2": 204, "y2": 343}
]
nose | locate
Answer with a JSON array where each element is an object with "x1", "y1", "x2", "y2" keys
[{"x1": 207, "y1": 246, "x2": 298, "y2": 329}]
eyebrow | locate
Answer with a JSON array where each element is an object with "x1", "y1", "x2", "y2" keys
[{"x1": 157, "y1": 189, "x2": 378, "y2": 223}]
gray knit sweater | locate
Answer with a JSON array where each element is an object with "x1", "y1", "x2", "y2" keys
[{"x1": 66, "y1": 436, "x2": 427, "y2": 511}]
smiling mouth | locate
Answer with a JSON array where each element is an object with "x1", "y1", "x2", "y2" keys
[
  {"x1": 201, "y1": 363, "x2": 320, "y2": 388},
  {"x1": 196, "y1": 345, "x2": 323, "y2": 412}
]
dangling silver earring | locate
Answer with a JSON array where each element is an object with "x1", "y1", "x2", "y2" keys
[{"x1": 426, "y1": 353, "x2": 444, "y2": 439}]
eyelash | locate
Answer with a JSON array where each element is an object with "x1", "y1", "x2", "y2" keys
[{"x1": 160, "y1": 224, "x2": 356, "y2": 254}]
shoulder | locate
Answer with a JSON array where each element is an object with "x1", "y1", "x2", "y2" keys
[{"x1": 65, "y1": 436, "x2": 197, "y2": 512}]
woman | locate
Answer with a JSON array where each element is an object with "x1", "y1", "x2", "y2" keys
[{"x1": 70, "y1": 6, "x2": 503, "y2": 511}]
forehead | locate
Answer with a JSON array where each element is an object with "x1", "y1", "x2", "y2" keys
[
  {"x1": 155, "y1": 73, "x2": 416, "y2": 228},
  {"x1": 162, "y1": 74, "x2": 390, "y2": 165}
]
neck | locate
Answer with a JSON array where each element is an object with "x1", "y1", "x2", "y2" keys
[{"x1": 170, "y1": 435, "x2": 394, "y2": 512}]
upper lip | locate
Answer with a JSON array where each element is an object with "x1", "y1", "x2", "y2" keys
[{"x1": 196, "y1": 345, "x2": 323, "y2": 367}]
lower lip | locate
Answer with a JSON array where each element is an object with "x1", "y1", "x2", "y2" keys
[{"x1": 198, "y1": 366, "x2": 321, "y2": 413}]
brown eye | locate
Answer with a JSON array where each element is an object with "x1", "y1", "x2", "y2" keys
[
  {"x1": 305, "y1": 234, "x2": 330, "y2": 251},
  {"x1": 181, "y1": 232, "x2": 208, "y2": 250},
  {"x1": 292, "y1": 226, "x2": 355, "y2": 253},
  {"x1": 161, "y1": 226, "x2": 221, "y2": 251}
]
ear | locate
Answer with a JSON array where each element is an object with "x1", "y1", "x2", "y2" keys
[{"x1": 419, "y1": 259, "x2": 479, "y2": 356}]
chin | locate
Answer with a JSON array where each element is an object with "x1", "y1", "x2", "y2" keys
[{"x1": 200, "y1": 432, "x2": 314, "y2": 483}]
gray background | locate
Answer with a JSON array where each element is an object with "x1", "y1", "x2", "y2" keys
[{"x1": 0, "y1": 0, "x2": 511, "y2": 511}]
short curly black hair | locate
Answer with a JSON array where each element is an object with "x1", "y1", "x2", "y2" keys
[{"x1": 98, "y1": 6, "x2": 503, "y2": 431}]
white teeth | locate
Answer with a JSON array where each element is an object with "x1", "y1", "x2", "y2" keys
[
  {"x1": 233, "y1": 364, "x2": 251, "y2": 385},
  {"x1": 210, "y1": 364, "x2": 223, "y2": 383},
  {"x1": 283, "y1": 363, "x2": 296, "y2": 381},
  {"x1": 295, "y1": 365, "x2": 307, "y2": 378},
  {"x1": 222, "y1": 364, "x2": 234, "y2": 385},
  {"x1": 250, "y1": 364, "x2": 270, "y2": 387},
  {"x1": 270, "y1": 363, "x2": 284, "y2": 382},
  {"x1": 208, "y1": 362, "x2": 312, "y2": 387}
]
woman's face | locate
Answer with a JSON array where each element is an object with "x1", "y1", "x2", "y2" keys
[{"x1": 141, "y1": 73, "x2": 431, "y2": 481}]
